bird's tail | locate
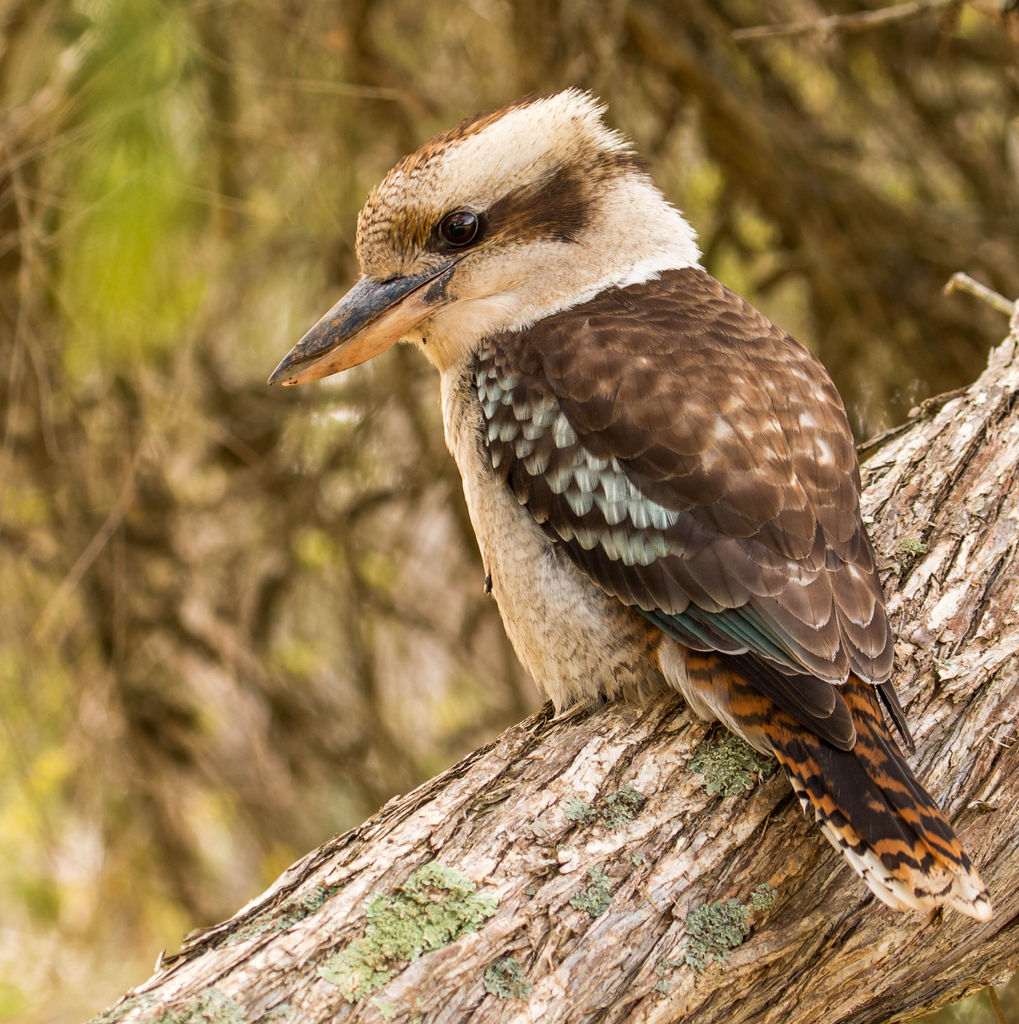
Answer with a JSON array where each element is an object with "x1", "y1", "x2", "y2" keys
[
  {"x1": 768, "y1": 677, "x2": 991, "y2": 920},
  {"x1": 679, "y1": 650, "x2": 992, "y2": 919}
]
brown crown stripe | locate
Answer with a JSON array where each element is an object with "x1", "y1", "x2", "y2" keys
[{"x1": 390, "y1": 95, "x2": 548, "y2": 181}]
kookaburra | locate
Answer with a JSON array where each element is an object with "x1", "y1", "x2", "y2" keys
[{"x1": 270, "y1": 90, "x2": 991, "y2": 919}]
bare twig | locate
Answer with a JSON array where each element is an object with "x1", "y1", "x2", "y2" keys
[
  {"x1": 943, "y1": 272, "x2": 1016, "y2": 316},
  {"x1": 732, "y1": 0, "x2": 958, "y2": 41},
  {"x1": 986, "y1": 987, "x2": 1008, "y2": 1024}
]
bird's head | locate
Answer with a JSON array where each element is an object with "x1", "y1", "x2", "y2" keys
[{"x1": 269, "y1": 89, "x2": 699, "y2": 384}]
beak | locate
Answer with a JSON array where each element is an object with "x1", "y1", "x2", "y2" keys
[{"x1": 268, "y1": 262, "x2": 457, "y2": 386}]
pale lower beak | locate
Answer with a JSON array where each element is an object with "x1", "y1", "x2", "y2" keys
[{"x1": 268, "y1": 262, "x2": 456, "y2": 386}]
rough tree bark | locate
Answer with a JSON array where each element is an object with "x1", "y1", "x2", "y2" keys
[{"x1": 93, "y1": 314, "x2": 1019, "y2": 1024}]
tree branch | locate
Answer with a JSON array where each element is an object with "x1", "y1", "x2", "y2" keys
[
  {"x1": 943, "y1": 273, "x2": 1017, "y2": 317},
  {"x1": 731, "y1": 0, "x2": 958, "y2": 42},
  {"x1": 93, "y1": 318, "x2": 1019, "y2": 1024}
]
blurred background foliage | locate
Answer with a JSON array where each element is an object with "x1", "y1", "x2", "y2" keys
[{"x1": 1, "y1": 0, "x2": 1017, "y2": 1020}]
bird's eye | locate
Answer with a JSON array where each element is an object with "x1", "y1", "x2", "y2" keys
[{"x1": 438, "y1": 210, "x2": 480, "y2": 247}]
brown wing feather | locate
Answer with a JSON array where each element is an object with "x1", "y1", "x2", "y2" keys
[{"x1": 476, "y1": 267, "x2": 895, "y2": 743}]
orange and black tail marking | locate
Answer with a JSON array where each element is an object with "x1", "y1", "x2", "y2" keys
[{"x1": 682, "y1": 651, "x2": 991, "y2": 920}]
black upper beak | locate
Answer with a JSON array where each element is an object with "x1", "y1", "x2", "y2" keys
[{"x1": 268, "y1": 263, "x2": 455, "y2": 386}]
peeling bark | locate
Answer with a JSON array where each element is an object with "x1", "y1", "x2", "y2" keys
[{"x1": 93, "y1": 318, "x2": 1019, "y2": 1024}]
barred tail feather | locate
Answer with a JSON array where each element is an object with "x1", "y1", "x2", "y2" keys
[
  {"x1": 674, "y1": 650, "x2": 992, "y2": 919},
  {"x1": 771, "y1": 678, "x2": 992, "y2": 920}
]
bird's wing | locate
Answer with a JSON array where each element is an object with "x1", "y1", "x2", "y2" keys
[{"x1": 475, "y1": 267, "x2": 897, "y2": 748}]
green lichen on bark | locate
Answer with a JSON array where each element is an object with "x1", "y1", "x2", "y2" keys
[
  {"x1": 484, "y1": 956, "x2": 534, "y2": 999},
  {"x1": 569, "y1": 866, "x2": 613, "y2": 917},
  {"x1": 687, "y1": 735, "x2": 774, "y2": 796},
  {"x1": 318, "y1": 861, "x2": 498, "y2": 1003},
  {"x1": 749, "y1": 883, "x2": 777, "y2": 910},
  {"x1": 896, "y1": 536, "x2": 927, "y2": 560},
  {"x1": 564, "y1": 797, "x2": 597, "y2": 826},
  {"x1": 148, "y1": 988, "x2": 247, "y2": 1024},
  {"x1": 652, "y1": 955, "x2": 684, "y2": 995},
  {"x1": 370, "y1": 998, "x2": 397, "y2": 1020},
  {"x1": 598, "y1": 783, "x2": 647, "y2": 827},
  {"x1": 684, "y1": 898, "x2": 752, "y2": 971},
  {"x1": 684, "y1": 886, "x2": 778, "y2": 973},
  {"x1": 564, "y1": 783, "x2": 646, "y2": 829},
  {"x1": 90, "y1": 989, "x2": 246, "y2": 1024}
]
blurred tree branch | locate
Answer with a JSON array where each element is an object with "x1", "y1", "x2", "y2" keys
[
  {"x1": 94, "y1": 318, "x2": 1019, "y2": 1024},
  {"x1": 732, "y1": 0, "x2": 959, "y2": 41}
]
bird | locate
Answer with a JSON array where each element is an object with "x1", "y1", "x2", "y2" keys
[{"x1": 269, "y1": 90, "x2": 991, "y2": 920}]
